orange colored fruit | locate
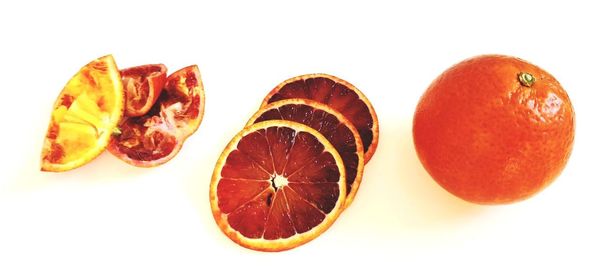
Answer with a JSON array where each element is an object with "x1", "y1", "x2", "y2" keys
[
  {"x1": 210, "y1": 120, "x2": 346, "y2": 252},
  {"x1": 108, "y1": 65, "x2": 205, "y2": 167},
  {"x1": 121, "y1": 64, "x2": 167, "y2": 117},
  {"x1": 247, "y1": 99, "x2": 364, "y2": 209},
  {"x1": 413, "y1": 55, "x2": 575, "y2": 204},
  {"x1": 41, "y1": 55, "x2": 124, "y2": 172},
  {"x1": 261, "y1": 73, "x2": 379, "y2": 163}
]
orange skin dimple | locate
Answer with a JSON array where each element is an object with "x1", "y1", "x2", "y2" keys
[{"x1": 413, "y1": 55, "x2": 575, "y2": 204}]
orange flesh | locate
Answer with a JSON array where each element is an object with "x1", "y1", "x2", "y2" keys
[
  {"x1": 42, "y1": 55, "x2": 123, "y2": 170},
  {"x1": 217, "y1": 126, "x2": 341, "y2": 239},
  {"x1": 266, "y1": 77, "x2": 374, "y2": 157},
  {"x1": 252, "y1": 104, "x2": 359, "y2": 198}
]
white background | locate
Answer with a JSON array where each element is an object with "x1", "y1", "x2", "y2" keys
[{"x1": 1, "y1": 1, "x2": 599, "y2": 274}]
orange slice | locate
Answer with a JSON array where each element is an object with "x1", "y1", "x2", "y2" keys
[
  {"x1": 261, "y1": 73, "x2": 379, "y2": 163},
  {"x1": 247, "y1": 99, "x2": 364, "y2": 209},
  {"x1": 41, "y1": 55, "x2": 124, "y2": 172},
  {"x1": 210, "y1": 120, "x2": 346, "y2": 252}
]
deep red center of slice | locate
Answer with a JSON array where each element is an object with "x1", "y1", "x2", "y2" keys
[{"x1": 253, "y1": 103, "x2": 359, "y2": 197}]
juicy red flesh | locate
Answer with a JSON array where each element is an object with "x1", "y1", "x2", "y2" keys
[
  {"x1": 113, "y1": 117, "x2": 178, "y2": 161},
  {"x1": 253, "y1": 103, "x2": 359, "y2": 197},
  {"x1": 217, "y1": 126, "x2": 340, "y2": 240},
  {"x1": 110, "y1": 66, "x2": 202, "y2": 164},
  {"x1": 44, "y1": 143, "x2": 65, "y2": 163},
  {"x1": 121, "y1": 64, "x2": 166, "y2": 115},
  {"x1": 267, "y1": 77, "x2": 374, "y2": 157},
  {"x1": 61, "y1": 94, "x2": 74, "y2": 108}
]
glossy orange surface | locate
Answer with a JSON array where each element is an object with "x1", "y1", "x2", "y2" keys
[{"x1": 413, "y1": 55, "x2": 575, "y2": 204}]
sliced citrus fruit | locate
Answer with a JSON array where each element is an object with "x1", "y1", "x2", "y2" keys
[
  {"x1": 41, "y1": 55, "x2": 124, "y2": 172},
  {"x1": 247, "y1": 99, "x2": 364, "y2": 209},
  {"x1": 261, "y1": 73, "x2": 379, "y2": 163},
  {"x1": 121, "y1": 64, "x2": 167, "y2": 117},
  {"x1": 108, "y1": 65, "x2": 205, "y2": 167},
  {"x1": 210, "y1": 120, "x2": 346, "y2": 252}
]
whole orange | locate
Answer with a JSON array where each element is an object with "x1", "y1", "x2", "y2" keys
[{"x1": 413, "y1": 55, "x2": 575, "y2": 204}]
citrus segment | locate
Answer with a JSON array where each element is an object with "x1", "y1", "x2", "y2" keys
[
  {"x1": 210, "y1": 120, "x2": 346, "y2": 251},
  {"x1": 162, "y1": 65, "x2": 205, "y2": 136},
  {"x1": 262, "y1": 190, "x2": 295, "y2": 240},
  {"x1": 261, "y1": 73, "x2": 379, "y2": 163},
  {"x1": 247, "y1": 99, "x2": 364, "y2": 208},
  {"x1": 108, "y1": 65, "x2": 205, "y2": 167},
  {"x1": 121, "y1": 64, "x2": 167, "y2": 117},
  {"x1": 41, "y1": 55, "x2": 124, "y2": 172}
]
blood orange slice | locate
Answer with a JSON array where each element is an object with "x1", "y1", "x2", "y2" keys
[
  {"x1": 41, "y1": 55, "x2": 124, "y2": 172},
  {"x1": 210, "y1": 120, "x2": 346, "y2": 252},
  {"x1": 121, "y1": 64, "x2": 167, "y2": 117},
  {"x1": 247, "y1": 99, "x2": 364, "y2": 209},
  {"x1": 261, "y1": 73, "x2": 379, "y2": 163}
]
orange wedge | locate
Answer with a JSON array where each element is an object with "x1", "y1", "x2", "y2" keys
[{"x1": 41, "y1": 55, "x2": 124, "y2": 172}]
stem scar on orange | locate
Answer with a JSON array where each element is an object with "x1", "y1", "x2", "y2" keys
[{"x1": 413, "y1": 55, "x2": 575, "y2": 204}]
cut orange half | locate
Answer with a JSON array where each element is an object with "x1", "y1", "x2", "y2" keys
[
  {"x1": 261, "y1": 73, "x2": 379, "y2": 163},
  {"x1": 247, "y1": 99, "x2": 364, "y2": 209},
  {"x1": 41, "y1": 55, "x2": 124, "y2": 172},
  {"x1": 210, "y1": 120, "x2": 346, "y2": 252}
]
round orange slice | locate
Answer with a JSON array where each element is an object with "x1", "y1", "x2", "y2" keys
[
  {"x1": 210, "y1": 120, "x2": 346, "y2": 252},
  {"x1": 247, "y1": 99, "x2": 364, "y2": 209},
  {"x1": 261, "y1": 73, "x2": 379, "y2": 163},
  {"x1": 41, "y1": 55, "x2": 124, "y2": 172}
]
